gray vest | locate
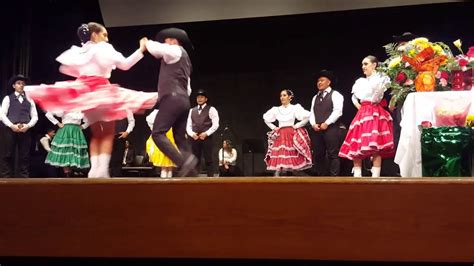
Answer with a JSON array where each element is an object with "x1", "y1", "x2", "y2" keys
[
  {"x1": 7, "y1": 93, "x2": 31, "y2": 124},
  {"x1": 191, "y1": 105, "x2": 212, "y2": 133},
  {"x1": 157, "y1": 46, "x2": 192, "y2": 98},
  {"x1": 313, "y1": 90, "x2": 335, "y2": 124}
]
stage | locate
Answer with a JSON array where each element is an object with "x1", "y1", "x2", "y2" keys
[{"x1": 0, "y1": 177, "x2": 473, "y2": 263}]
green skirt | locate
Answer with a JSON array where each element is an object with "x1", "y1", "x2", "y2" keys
[{"x1": 46, "y1": 124, "x2": 90, "y2": 168}]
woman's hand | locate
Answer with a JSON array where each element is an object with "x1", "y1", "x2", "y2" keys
[{"x1": 139, "y1": 37, "x2": 148, "y2": 53}]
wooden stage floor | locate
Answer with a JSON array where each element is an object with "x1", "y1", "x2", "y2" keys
[{"x1": 0, "y1": 177, "x2": 473, "y2": 263}]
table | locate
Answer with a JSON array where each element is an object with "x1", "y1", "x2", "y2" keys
[{"x1": 395, "y1": 90, "x2": 472, "y2": 177}]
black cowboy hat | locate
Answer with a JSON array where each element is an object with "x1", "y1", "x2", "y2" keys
[
  {"x1": 196, "y1": 89, "x2": 208, "y2": 98},
  {"x1": 317, "y1": 70, "x2": 337, "y2": 86},
  {"x1": 8, "y1": 74, "x2": 28, "y2": 87},
  {"x1": 393, "y1": 32, "x2": 418, "y2": 43},
  {"x1": 156, "y1": 27, "x2": 193, "y2": 50}
]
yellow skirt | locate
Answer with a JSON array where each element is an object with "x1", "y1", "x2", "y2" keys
[{"x1": 146, "y1": 129, "x2": 176, "y2": 167}]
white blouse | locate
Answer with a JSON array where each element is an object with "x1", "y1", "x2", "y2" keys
[
  {"x1": 56, "y1": 41, "x2": 144, "y2": 79},
  {"x1": 146, "y1": 109, "x2": 158, "y2": 131},
  {"x1": 45, "y1": 111, "x2": 89, "y2": 129},
  {"x1": 218, "y1": 148, "x2": 237, "y2": 166},
  {"x1": 351, "y1": 72, "x2": 390, "y2": 103},
  {"x1": 263, "y1": 103, "x2": 310, "y2": 130}
]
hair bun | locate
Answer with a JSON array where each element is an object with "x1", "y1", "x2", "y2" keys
[{"x1": 77, "y1": 23, "x2": 91, "y2": 44}]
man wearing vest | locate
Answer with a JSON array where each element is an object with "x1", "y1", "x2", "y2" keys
[
  {"x1": 146, "y1": 28, "x2": 198, "y2": 177},
  {"x1": 0, "y1": 75, "x2": 38, "y2": 177},
  {"x1": 110, "y1": 111, "x2": 135, "y2": 177},
  {"x1": 186, "y1": 89, "x2": 220, "y2": 177},
  {"x1": 309, "y1": 70, "x2": 344, "y2": 176}
]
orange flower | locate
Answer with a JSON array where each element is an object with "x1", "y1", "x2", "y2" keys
[{"x1": 415, "y1": 71, "x2": 436, "y2": 92}]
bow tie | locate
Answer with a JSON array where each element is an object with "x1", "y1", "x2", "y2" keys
[{"x1": 198, "y1": 105, "x2": 203, "y2": 111}]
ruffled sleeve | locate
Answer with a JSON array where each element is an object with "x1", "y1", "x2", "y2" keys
[
  {"x1": 351, "y1": 78, "x2": 367, "y2": 100},
  {"x1": 370, "y1": 73, "x2": 391, "y2": 103},
  {"x1": 263, "y1": 107, "x2": 277, "y2": 130},
  {"x1": 293, "y1": 104, "x2": 310, "y2": 128},
  {"x1": 294, "y1": 104, "x2": 310, "y2": 121}
]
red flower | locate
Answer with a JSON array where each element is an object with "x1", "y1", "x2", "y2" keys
[
  {"x1": 467, "y1": 46, "x2": 474, "y2": 57},
  {"x1": 440, "y1": 71, "x2": 449, "y2": 80},
  {"x1": 458, "y1": 58, "x2": 469, "y2": 67},
  {"x1": 395, "y1": 72, "x2": 407, "y2": 84}
]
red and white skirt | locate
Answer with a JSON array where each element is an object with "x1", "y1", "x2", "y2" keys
[
  {"x1": 264, "y1": 127, "x2": 312, "y2": 171},
  {"x1": 339, "y1": 102, "x2": 395, "y2": 160},
  {"x1": 25, "y1": 76, "x2": 157, "y2": 123}
]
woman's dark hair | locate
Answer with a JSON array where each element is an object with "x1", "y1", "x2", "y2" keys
[
  {"x1": 77, "y1": 22, "x2": 105, "y2": 44},
  {"x1": 281, "y1": 89, "x2": 294, "y2": 100},
  {"x1": 365, "y1": 55, "x2": 379, "y2": 67}
]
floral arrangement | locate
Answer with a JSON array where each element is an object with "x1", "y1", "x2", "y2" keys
[{"x1": 380, "y1": 37, "x2": 474, "y2": 109}]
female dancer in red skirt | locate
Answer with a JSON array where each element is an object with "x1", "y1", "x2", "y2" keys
[
  {"x1": 263, "y1": 89, "x2": 312, "y2": 175},
  {"x1": 25, "y1": 22, "x2": 157, "y2": 177},
  {"x1": 339, "y1": 55, "x2": 395, "y2": 177}
]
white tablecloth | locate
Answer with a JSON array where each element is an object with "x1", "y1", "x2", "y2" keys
[{"x1": 395, "y1": 91, "x2": 472, "y2": 177}]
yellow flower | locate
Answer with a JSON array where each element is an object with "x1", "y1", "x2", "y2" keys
[
  {"x1": 453, "y1": 39, "x2": 462, "y2": 49},
  {"x1": 432, "y1": 44, "x2": 444, "y2": 55},
  {"x1": 453, "y1": 39, "x2": 464, "y2": 54},
  {"x1": 409, "y1": 37, "x2": 429, "y2": 46},
  {"x1": 388, "y1": 56, "x2": 402, "y2": 68}
]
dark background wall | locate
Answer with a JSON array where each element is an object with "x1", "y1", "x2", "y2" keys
[{"x1": 2, "y1": 0, "x2": 473, "y2": 175}]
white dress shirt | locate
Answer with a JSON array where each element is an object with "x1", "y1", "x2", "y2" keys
[
  {"x1": 263, "y1": 103, "x2": 310, "y2": 130},
  {"x1": 56, "y1": 41, "x2": 144, "y2": 78},
  {"x1": 146, "y1": 40, "x2": 192, "y2": 96},
  {"x1": 186, "y1": 103, "x2": 220, "y2": 137},
  {"x1": 124, "y1": 111, "x2": 135, "y2": 134},
  {"x1": 45, "y1": 111, "x2": 89, "y2": 129},
  {"x1": 1, "y1": 92, "x2": 38, "y2": 128},
  {"x1": 218, "y1": 148, "x2": 237, "y2": 166},
  {"x1": 309, "y1": 87, "x2": 344, "y2": 126}
]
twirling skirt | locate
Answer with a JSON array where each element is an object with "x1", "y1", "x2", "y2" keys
[{"x1": 25, "y1": 76, "x2": 157, "y2": 123}]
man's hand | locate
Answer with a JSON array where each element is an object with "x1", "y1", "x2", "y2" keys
[
  {"x1": 199, "y1": 133, "x2": 208, "y2": 140},
  {"x1": 10, "y1": 124, "x2": 21, "y2": 132},
  {"x1": 192, "y1": 133, "x2": 199, "y2": 140},
  {"x1": 312, "y1": 124, "x2": 321, "y2": 132},
  {"x1": 118, "y1": 131, "x2": 129, "y2": 139},
  {"x1": 320, "y1": 123, "x2": 328, "y2": 131},
  {"x1": 19, "y1": 124, "x2": 30, "y2": 133}
]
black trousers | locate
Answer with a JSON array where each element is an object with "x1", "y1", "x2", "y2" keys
[
  {"x1": 0, "y1": 127, "x2": 32, "y2": 177},
  {"x1": 219, "y1": 165, "x2": 238, "y2": 177},
  {"x1": 312, "y1": 124, "x2": 342, "y2": 176},
  {"x1": 190, "y1": 136, "x2": 214, "y2": 177},
  {"x1": 110, "y1": 137, "x2": 126, "y2": 177},
  {"x1": 152, "y1": 94, "x2": 192, "y2": 168}
]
